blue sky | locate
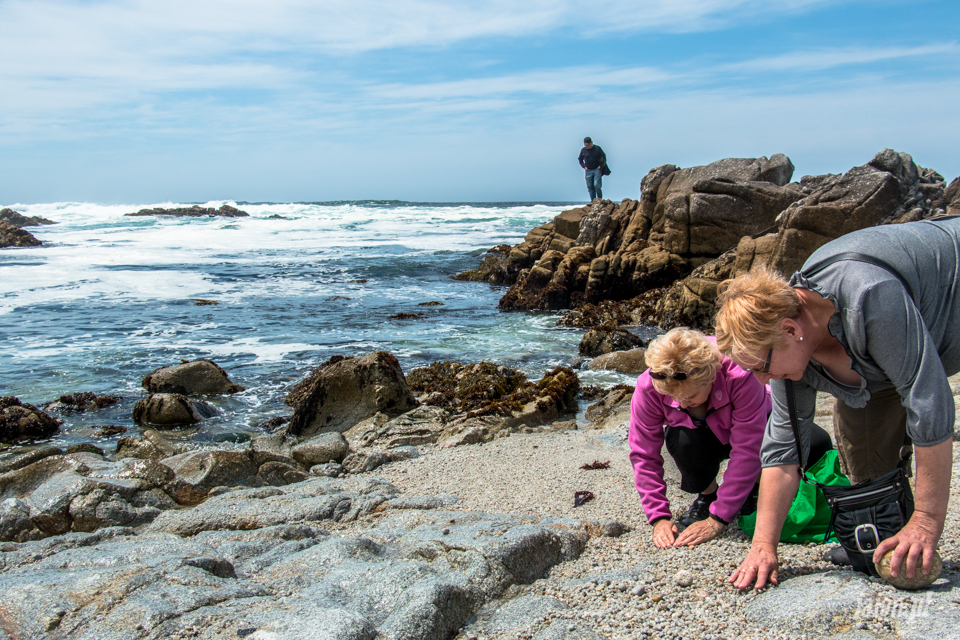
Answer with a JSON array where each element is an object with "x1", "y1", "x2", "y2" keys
[{"x1": 1, "y1": 0, "x2": 958, "y2": 204}]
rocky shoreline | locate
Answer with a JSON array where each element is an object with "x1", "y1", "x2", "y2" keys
[{"x1": 2, "y1": 150, "x2": 960, "y2": 639}]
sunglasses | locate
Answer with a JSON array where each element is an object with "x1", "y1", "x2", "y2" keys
[
  {"x1": 649, "y1": 369, "x2": 696, "y2": 381},
  {"x1": 745, "y1": 348, "x2": 773, "y2": 374}
]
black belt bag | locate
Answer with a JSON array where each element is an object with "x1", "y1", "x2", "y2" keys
[{"x1": 786, "y1": 379, "x2": 914, "y2": 577}]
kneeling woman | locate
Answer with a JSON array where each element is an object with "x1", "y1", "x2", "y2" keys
[{"x1": 628, "y1": 328, "x2": 832, "y2": 548}]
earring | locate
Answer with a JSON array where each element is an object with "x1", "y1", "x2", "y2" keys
[{"x1": 799, "y1": 336, "x2": 804, "y2": 341}]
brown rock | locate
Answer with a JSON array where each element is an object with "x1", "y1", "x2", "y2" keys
[
  {"x1": 946, "y1": 176, "x2": 960, "y2": 215},
  {"x1": 44, "y1": 391, "x2": 121, "y2": 414},
  {"x1": 875, "y1": 548, "x2": 942, "y2": 590},
  {"x1": 287, "y1": 351, "x2": 417, "y2": 438},
  {"x1": 115, "y1": 429, "x2": 179, "y2": 461},
  {"x1": 0, "y1": 208, "x2": 56, "y2": 227},
  {"x1": 588, "y1": 349, "x2": 647, "y2": 375},
  {"x1": 125, "y1": 204, "x2": 250, "y2": 217},
  {"x1": 0, "y1": 397, "x2": 61, "y2": 442},
  {"x1": 142, "y1": 359, "x2": 244, "y2": 395},
  {"x1": 0, "y1": 221, "x2": 42, "y2": 248},
  {"x1": 578, "y1": 326, "x2": 645, "y2": 357},
  {"x1": 132, "y1": 393, "x2": 215, "y2": 426},
  {"x1": 159, "y1": 449, "x2": 258, "y2": 505}
]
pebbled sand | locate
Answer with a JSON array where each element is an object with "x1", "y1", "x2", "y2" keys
[{"x1": 345, "y1": 379, "x2": 960, "y2": 640}]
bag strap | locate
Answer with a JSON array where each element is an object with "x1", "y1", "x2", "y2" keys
[{"x1": 785, "y1": 379, "x2": 821, "y2": 487}]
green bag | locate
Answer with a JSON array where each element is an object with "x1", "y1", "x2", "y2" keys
[{"x1": 737, "y1": 449, "x2": 850, "y2": 544}]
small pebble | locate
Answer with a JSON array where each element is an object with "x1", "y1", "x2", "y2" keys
[
  {"x1": 441, "y1": 528, "x2": 450, "y2": 535},
  {"x1": 651, "y1": 594, "x2": 662, "y2": 602},
  {"x1": 674, "y1": 570, "x2": 694, "y2": 588},
  {"x1": 631, "y1": 585, "x2": 646, "y2": 596}
]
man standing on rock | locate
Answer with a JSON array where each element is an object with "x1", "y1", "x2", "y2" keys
[{"x1": 578, "y1": 137, "x2": 607, "y2": 201}]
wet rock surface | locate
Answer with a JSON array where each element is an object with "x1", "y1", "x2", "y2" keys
[
  {"x1": 142, "y1": 359, "x2": 245, "y2": 395},
  {"x1": 0, "y1": 397, "x2": 61, "y2": 443},
  {"x1": 132, "y1": 393, "x2": 217, "y2": 426},
  {"x1": 43, "y1": 392, "x2": 121, "y2": 414}
]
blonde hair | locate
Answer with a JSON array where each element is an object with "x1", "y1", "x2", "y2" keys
[
  {"x1": 645, "y1": 328, "x2": 721, "y2": 395},
  {"x1": 715, "y1": 266, "x2": 801, "y2": 361}
]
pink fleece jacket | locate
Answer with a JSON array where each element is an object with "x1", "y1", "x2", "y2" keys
[{"x1": 628, "y1": 353, "x2": 770, "y2": 525}]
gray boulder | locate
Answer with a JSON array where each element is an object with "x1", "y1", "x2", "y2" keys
[
  {"x1": 249, "y1": 432, "x2": 299, "y2": 466},
  {"x1": 0, "y1": 453, "x2": 169, "y2": 540},
  {"x1": 291, "y1": 431, "x2": 350, "y2": 466},
  {"x1": 0, "y1": 396, "x2": 61, "y2": 443},
  {"x1": 114, "y1": 428, "x2": 179, "y2": 461},
  {"x1": 132, "y1": 393, "x2": 216, "y2": 425},
  {"x1": 125, "y1": 204, "x2": 250, "y2": 217},
  {"x1": 142, "y1": 359, "x2": 245, "y2": 395},
  {"x1": 287, "y1": 352, "x2": 418, "y2": 438}
]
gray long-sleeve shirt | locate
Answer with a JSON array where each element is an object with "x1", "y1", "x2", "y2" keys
[{"x1": 762, "y1": 216, "x2": 960, "y2": 467}]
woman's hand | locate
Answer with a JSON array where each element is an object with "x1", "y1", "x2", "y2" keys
[
  {"x1": 729, "y1": 543, "x2": 779, "y2": 590},
  {"x1": 652, "y1": 519, "x2": 678, "y2": 549},
  {"x1": 674, "y1": 518, "x2": 724, "y2": 547},
  {"x1": 874, "y1": 510, "x2": 943, "y2": 578}
]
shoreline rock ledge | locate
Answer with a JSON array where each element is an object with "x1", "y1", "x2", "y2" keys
[{"x1": 467, "y1": 149, "x2": 950, "y2": 330}]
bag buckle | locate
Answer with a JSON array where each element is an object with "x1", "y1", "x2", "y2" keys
[{"x1": 854, "y1": 523, "x2": 879, "y2": 553}]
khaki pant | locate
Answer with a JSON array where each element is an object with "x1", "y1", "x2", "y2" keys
[{"x1": 833, "y1": 386, "x2": 912, "y2": 484}]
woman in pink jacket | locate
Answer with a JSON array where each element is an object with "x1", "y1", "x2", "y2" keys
[{"x1": 629, "y1": 328, "x2": 833, "y2": 548}]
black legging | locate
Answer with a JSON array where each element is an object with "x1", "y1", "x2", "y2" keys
[{"x1": 665, "y1": 422, "x2": 834, "y2": 494}]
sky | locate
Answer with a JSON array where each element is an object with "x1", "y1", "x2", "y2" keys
[{"x1": 1, "y1": 0, "x2": 959, "y2": 204}]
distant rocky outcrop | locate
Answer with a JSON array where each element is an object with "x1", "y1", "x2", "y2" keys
[
  {"x1": 465, "y1": 150, "x2": 949, "y2": 331},
  {"x1": 142, "y1": 359, "x2": 245, "y2": 395},
  {"x1": 125, "y1": 204, "x2": 250, "y2": 217},
  {"x1": 0, "y1": 221, "x2": 42, "y2": 248},
  {"x1": 0, "y1": 208, "x2": 56, "y2": 226},
  {"x1": 0, "y1": 397, "x2": 61, "y2": 442}
]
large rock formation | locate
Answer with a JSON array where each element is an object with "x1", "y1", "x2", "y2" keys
[
  {"x1": 142, "y1": 359, "x2": 245, "y2": 395},
  {"x1": 494, "y1": 154, "x2": 801, "y2": 311},
  {"x1": 125, "y1": 204, "x2": 250, "y2": 217},
  {"x1": 653, "y1": 149, "x2": 948, "y2": 329},
  {"x1": 469, "y1": 150, "x2": 948, "y2": 331},
  {"x1": 0, "y1": 221, "x2": 42, "y2": 248},
  {"x1": 287, "y1": 352, "x2": 418, "y2": 439}
]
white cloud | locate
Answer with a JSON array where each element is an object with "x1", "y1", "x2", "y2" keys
[{"x1": 719, "y1": 42, "x2": 960, "y2": 73}]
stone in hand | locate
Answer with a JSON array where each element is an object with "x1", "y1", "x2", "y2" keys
[{"x1": 874, "y1": 548, "x2": 942, "y2": 590}]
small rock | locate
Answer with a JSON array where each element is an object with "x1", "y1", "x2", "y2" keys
[
  {"x1": 875, "y1": 548, "x2": 942, "y2": 590},
  {"x1": 674, "y1": 570, "x2": 694, "y2": 587},
  {"x1": 631, "y1": 585, "x2": 646, "y2": 596}
]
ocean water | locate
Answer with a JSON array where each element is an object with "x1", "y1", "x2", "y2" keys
[{"x1": 1, "y1": 201, "x2": 643, "y2": 450}]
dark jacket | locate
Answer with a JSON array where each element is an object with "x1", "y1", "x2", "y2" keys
[{"x1": 578, "y1": 145, "x2": 606, "y2": 170}]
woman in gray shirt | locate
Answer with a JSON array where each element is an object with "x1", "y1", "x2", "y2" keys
[{"x1": 714, "y1": 216, "x2": 960, "y2": 590}]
